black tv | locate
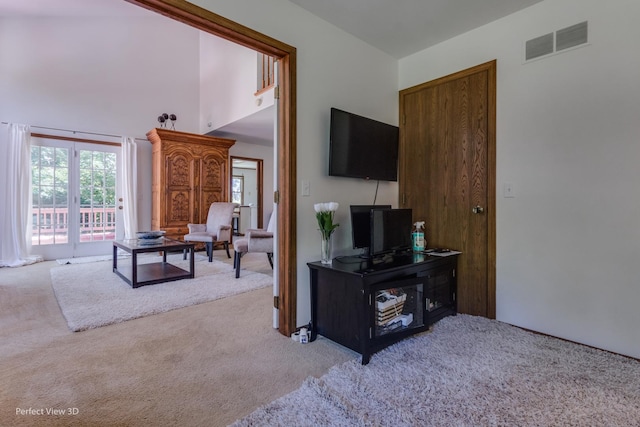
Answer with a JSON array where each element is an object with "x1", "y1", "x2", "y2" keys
[
  {"x1": 370, "y1": 208, "x2": 413, "y2": 257},
  {"x1": 329, "y1": 108, "x2": 399, "y2": 181},
  {"x1": 350, "y1": 205, "x2": 392, "y2": 252}
]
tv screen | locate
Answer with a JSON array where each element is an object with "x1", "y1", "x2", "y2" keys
[
  {"x1": 329, "y1": 108, "x2": 399, "y2": 181},
  {"x1": 350, "y1": 205, "x2": 391, "y2": 250},
  {"x1": 370, "y1": 208, "x2": 413, "y2": 257}
]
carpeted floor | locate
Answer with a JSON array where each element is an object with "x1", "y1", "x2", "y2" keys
[
  {"x1": 234, "y1": 314, "x2": 640, "y2": 426},
  {"x1": 0, "y1": 251, "x2": 357, "y2": 427},
  {"x1": 51, "y1": 255, "x2": 272, "y2": 331}
]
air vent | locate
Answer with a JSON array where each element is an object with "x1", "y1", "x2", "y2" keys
[
  {"x1": 525, "y1": 21, "x2": 589, "y2": 62},
  {"x1": 526, "y1": 33, "x2": 554, "y2": 61},
  {"x1": 556, "y1": 21, "x2": 588, "y2": 51}
]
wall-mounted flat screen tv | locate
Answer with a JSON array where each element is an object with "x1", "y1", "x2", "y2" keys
[{"x1": 329, "y1": 108, "x2": 399, "y2": 182}]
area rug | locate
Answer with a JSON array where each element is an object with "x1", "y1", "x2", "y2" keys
[
  {"x1": 56, "y1": 254, "x2": 129, "y2": 265},
  {"x1": 50, "y1": 256, "x2": 272, "y2": 332},
  {"x1": 233, "y1": 314, "x2": 640, "y2": 426}
]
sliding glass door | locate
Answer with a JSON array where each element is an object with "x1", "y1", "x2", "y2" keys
[{"x1": 30, "y1": 137, "x2": 123, "y2": 260}]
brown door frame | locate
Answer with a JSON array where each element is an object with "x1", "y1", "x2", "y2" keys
[
  {"x1": 399, "y1": 60, "x2": 496, "y2": 318},
  {"x1": 127, "y1": 0, "x2": 297, "y2": 336},
  {"x1": 230, "y1": 156, "x2": 264, "y2": 230}
]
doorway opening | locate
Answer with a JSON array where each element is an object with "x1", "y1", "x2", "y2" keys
[
  {"x1": 231, "y1": 156, "x2": 264, "y2": 233},
  {"x1": 128, "y1": 0, "x2": 297, "y2": 337},
  {"x1": 30, "y1": 136, "x2": 124, "y2": 260}
]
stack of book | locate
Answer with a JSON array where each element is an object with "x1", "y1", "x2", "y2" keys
[{"x1": 375, "y1": 290, "x2": 407, "y2": 327}]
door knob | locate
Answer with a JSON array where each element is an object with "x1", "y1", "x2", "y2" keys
[
  {"x1": 118, "y1": 206, "x2": 123, "y2": 210},
  {"x1": 472, "y1": 205, "x2": 484, "y2": 214}
]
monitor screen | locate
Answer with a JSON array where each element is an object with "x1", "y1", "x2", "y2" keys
[
  {"x1": 370, "y1": 208, "x2": 413, "y2": 257},
  {"x1": 350, "y1": 205, "x2": 391, "y2": 250}
]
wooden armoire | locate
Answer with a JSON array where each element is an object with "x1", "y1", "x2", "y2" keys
[{"x1": 146, "y1": 128, "x2": 235, "y2": 241}]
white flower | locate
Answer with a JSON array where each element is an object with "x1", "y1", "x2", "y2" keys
[
  {"x1": 314, "y1": 202, "x2": 339, "y2": 213},
  {"x1": 314, "y1": 201, "x2": 340, "y2": 239}
]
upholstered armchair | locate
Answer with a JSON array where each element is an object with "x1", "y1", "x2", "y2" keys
[
  {"x1": 183, "y1": 202, "x2": 235, "y2": 262},
  {"x1": 233, "y1": 213, "x2": 275, "y2": 278}
]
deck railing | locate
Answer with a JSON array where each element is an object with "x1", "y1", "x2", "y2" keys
[{"x1": 32, "y1": 207, "x2": 117, "y2": 244}]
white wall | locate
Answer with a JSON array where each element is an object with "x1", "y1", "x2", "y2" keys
[
  {"x1": 400, "y1": 0, "x2": 640, "y2": 358},
  {"x1": 0, "y1": 16, "x2": 201, "y2": 134},
  {"x1": 199, "y1": 33, "x2": 275, "y2": 134},
  {"x1": 193, "y1": 0, "x2": 400, "y2": 326},
  {"x1": 0, "y1": 14, "x2": 203, "y2": 236}
]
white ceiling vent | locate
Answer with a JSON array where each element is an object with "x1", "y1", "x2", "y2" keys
[{"x1": 525, "y1": 21, "x2": 589, "y2": 62}]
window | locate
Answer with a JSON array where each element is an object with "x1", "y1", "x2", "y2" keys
[
  {"x1": 78, "y1": 150, "x2": 117, "y2": 242},
  {"x1": 232, "y1": 175, "x2": 244, "y2": 205},
  {"x1": 31, "y1": 145, "x2": 70, "y2": 245}
]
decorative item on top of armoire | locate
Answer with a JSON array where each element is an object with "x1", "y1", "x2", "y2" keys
[
  {"x1": 157, "y1": 113, "x2": 178, "y2": 130},
  {"x1": 314, "y1": 202, "x2": 339, "y2": 264},
  {"x1": 147, "y1": 128, "x2": 235, "y2": 244}
]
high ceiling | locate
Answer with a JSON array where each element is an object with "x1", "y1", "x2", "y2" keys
[
  {"x1": 1, "y1": 0, "x2": 544, "y2": 58},
  {"x1": 1, "y1": 0, "x2": 544, "y2": 144}
]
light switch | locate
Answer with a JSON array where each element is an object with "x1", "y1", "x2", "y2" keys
[
  {"x1": 301, "y1": 180, "x2": 311, "y2": 197},
  {"x1": 503, "y1": 183, "x2": 515, "y2": 198}
]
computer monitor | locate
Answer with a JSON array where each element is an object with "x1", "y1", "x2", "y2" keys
[
  {"x1": 350, "y1": 205, "x2": 391, "y2": 251},
  {"x1": 369, "y1": 208, "x2": 413, "y2": 257}
]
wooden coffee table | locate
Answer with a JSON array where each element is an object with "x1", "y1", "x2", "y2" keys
[{"x1": 112, "y1": 238, "x2": 195, "y2": 288}]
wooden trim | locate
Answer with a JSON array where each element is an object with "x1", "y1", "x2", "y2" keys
[
  {"x1": 147, "y1": 128, "x2": 235, "y2": 149},
  {"x1": 254, "y1": 84, "x2": 275, "y2": 97},
  {"x1": 126, "y1": 0, "x2": 294, "y2": 56},
  {"x1": 31, "y1": 132, "x2": 121, "y2": 147},
  {"x1": 276, "y1": 51, "x2": 297, "y2": 336},
  {"x1": 126, "y1": 0, "x2": 298, "y2": 336},
  {"x1": 486, "y1": 60, "x2": 497, "y2": 319}
]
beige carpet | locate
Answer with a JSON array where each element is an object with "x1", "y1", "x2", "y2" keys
[
  {"x1": 51, "y1": 256, "x2": 272, "y2": 331},
  {"x1": 0, "y1": 251, "x2": 357, "y2": 427}
]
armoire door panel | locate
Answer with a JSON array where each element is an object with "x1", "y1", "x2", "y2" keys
[
  {"x1": 200, "y1": 154, "x2": 225, "y2": 189},
  {"x1": 165, "y1": 190, "x2": 194, "y2": 225},
  {"x1": 166, "y1": 153, "x2": 195, "y2": 188}
]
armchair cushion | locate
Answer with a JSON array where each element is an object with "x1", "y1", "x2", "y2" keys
[
  {"x1": 187, "y1": 223, "x2": 207, "y2": 233},
  {"x1": 247, "y1": 232, "x2": 273, "y2": 252},
  {"x1": 183, "y1": 231, "x2": 218, "y2": 243}
]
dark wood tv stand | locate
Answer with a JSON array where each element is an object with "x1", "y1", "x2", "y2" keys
[{"x1": 308, "y1": 252, "x2": 458, "y2": 364}]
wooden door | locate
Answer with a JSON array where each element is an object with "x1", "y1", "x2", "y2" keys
[{"x1": 399, "y1": 60, "x2": 496, "y2": 317}]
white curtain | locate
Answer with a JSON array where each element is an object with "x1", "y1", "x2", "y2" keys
[
  {"x1": 120, "y1": 136, "x2": 138, "y2": 239},
  {"x1": 0, "y1": 124, "x2": 42, "y2": 267}
]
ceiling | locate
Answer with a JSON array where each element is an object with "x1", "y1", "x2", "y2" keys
[
  {"x1": 2, "y1": 0, "x2": 544, "y2": 143},
  {"x1": 288, "y1": 0, "x2": 544, "y2": 58},
  {"x1": 2, "y1": 0, "x2": 544, "y2": 57}
]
